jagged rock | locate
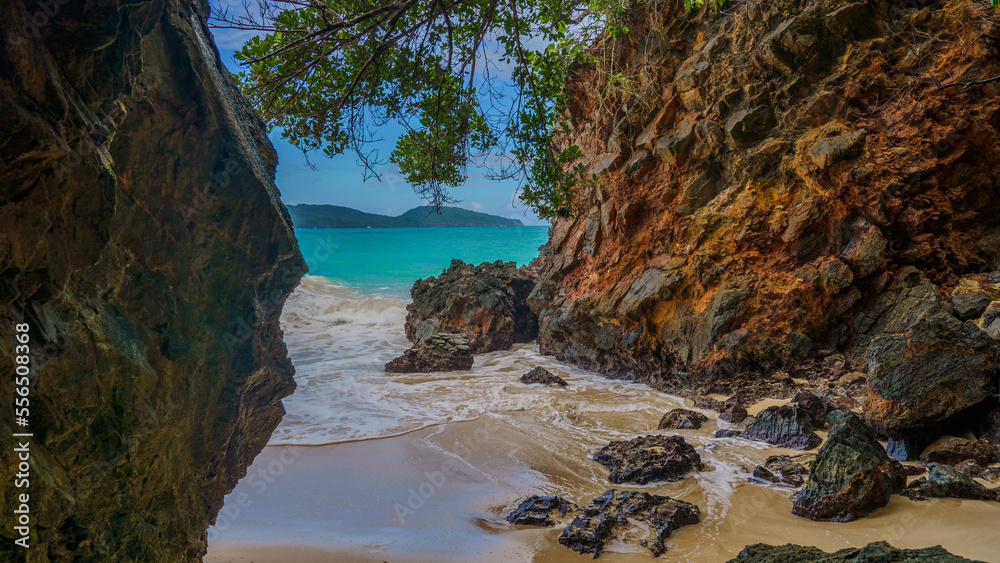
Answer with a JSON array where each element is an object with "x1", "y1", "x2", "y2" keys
[
  {"x1": 956, "y1": 459, "x2": 984, "y2": 478},
  {"x1": 404, "y1": 259, "x2": 539, "y2": 354},
  {"x1": 519, "y1": 366, "x2": 568, "y2": 386},
  {"x1": 557, "y1": 489, "x2": 700, "y2": 558},
  {"x1": 818, "y1": 257, "x2": 854, "y2": 296},
  {"x1": 592, "y1": 434, "x2": 703, "y2": 484},
  {"x1": 792, "y1": 414, "x2": 906, "y2": 522},
  {"x1": 714, "y1": 429, "x2": 744, "y2": 438},
  {"x1": 808, "y1": 129, "x2": 866, "y2": 169},
  {"x1": 863, "y1": 307, "x2": 997, "y2": 440},
  {"x1": 728, "y1": 541, "x2": 978, "y2": 562},
  {"x1": 952, "y1": 293, "x2": 993, "y2": 321},
  {"x1": 0, "y1": 0, "x2": 306, "y2": 558},
  {"x1": 886, "y1": 439, "x2": 923, "y2": 462},
  {"x1": 902, "y1": 463, "x2": 1000, "y2": 501},
  {"x1": 657, "y1": 408, "x2": 709, "y2": 430},
  {"x1": 740, "y1": 404, "x2": 822, "y2": 450},
  {"x1": 384, "y1": 333, "x2": 474, "y2": 373},
  {"x1": 789, "y1": 389, "x2": 829, "y2": 423},
  {"x1": 919, "y1": 436, "x2": 997, "y2": 468},
  {"x1": 983, "y1": 467, "x2": 1000, "y2": 484},
  {"x1": 506, "y1": 496, "x2": 577, "y2": 526},
  {"x1": 751, "y1": 455, "x2": 810, "y2": 487}
]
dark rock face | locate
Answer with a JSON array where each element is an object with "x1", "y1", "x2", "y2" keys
[
  {"x1": 657, "y1": 408, "x2": 709, "y2": 430},
  {"x1": 0, "y1": 0, "x2": 306, "y2": 559},
  {"x1": 751, "y1": 455, "x2": 810, "y2": 487},
  {"x1": 592, "y1": 434, "x2": 703, "y2": 484},
  {"x1": 506, "y1": 496, "x2": 577, "y2": 526},
  {"x1": 728, "y1": 541, "x2": 979, "y2": 562},
  {"x1": 404, "y1": 259, "x2": 539, "y2": 354},
  {"x1": 720, "y1": 403, "x2": 750, "y2": 424},
  {"x1": 519, "y1": 366, "x2": 568, "y2": 386},
  {"x1": 886, "y1": 439, "x2": 923, "y2": 462},
  {"x1": 792, "y1": 414, "x2": 906, "y2": 522},
  {"x1": 903, "y1": 463, "x2": 999, "y2": 501},
  {"x1": 919, "y1": 436, "x2": 997, "y2": 468},
  {"x1": 862, "y1": 298, "x2": 998, "y2": 440},
  {"x1": 952, "y1": 292, "x2": 993, "y2": 320},
  {"x1": 740, "y1": 404, "x2": 822, "y2": 450},
  {"x1": 384, "y1": 333, "x2": 474, "y2": 373},
  {"x1": 557, "y1": 489, "x2": 700, "y2": 558},
  {"x1": 789, "y1": 389, "x2": 829, "y2": 423}
]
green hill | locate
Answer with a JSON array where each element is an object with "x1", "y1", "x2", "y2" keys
[{"x1": 287, "y1": 205, "x2": 524, "y2": 228}]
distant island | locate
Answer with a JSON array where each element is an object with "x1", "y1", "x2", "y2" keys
[{"x1": 287, "y1": 204, "x2": 524, "y2": 228}]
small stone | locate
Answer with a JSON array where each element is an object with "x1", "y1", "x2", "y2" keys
[
  {"x1": 818, "y1": 257, "x2": 854, "y2": 296},
  {"x1": 657, "y1": 408, "x2": 709, "y2": 430},
  {"x1": 956, "y1": 459, "x2": 983, "y2": 478},
  {"x1": 519, "y1": 367, "x2": 568, "y2": 386},
  {"x1": 592, "y1": 435, "x2": 703, "y2": 485},
  {"x1": 506, "y1": 495, "x2": 577, "y2": 526},
  {"x1": 751, "y1": 455, "x2": 809, "y2": 487},
  {"x1": 951, "y1": 292, "x2": 992, "y2": 320}
]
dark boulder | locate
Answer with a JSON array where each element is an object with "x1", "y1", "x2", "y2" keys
[
  {"x1": 404, "y1": 259, "x2": 539, "y2": 354},
  {"x1": 863, "y1": 309, "x2": 997, "y2": 440},
  {"x1": 592, "y1": 434, "x2": 703, "y2": 485},
  {"x1": 902, "y1": 463, "x2": 1000, "y2": 501},
  {"x1": 714, "y1": 429, "x2": 744, "y2": 438},
  {"x1": 886, "y1": 439, "x2": 924, "y2": 462},
  {"x1": 728, "y1": 541, "x2": 978, "y2": 562},
  {"x1": 519, "y1": 366, "x2": 568, "y2": 386},
  {"x1": 751, "y1": 455, "x2": 810, "y2": 487},
  {"x1": 720, "y1": 403, "x2": 750, "y2": 424},
  {"x1": 741, "y1": 404, "x2": 822, "y2": 450},
  {"x1": 506, "y1": 495, "x2": 577, "y2": 526},
  {"x1": 792, "y1": 414, "x2": 907, "y2": 522},
  {"x1": 919, "y1": 436, "x2": 997, "y2": 468},
  {"x1": 657, "y1": 408, "x2": 709, "y2": 430},
  {"x1": 951, "y1": 292, "x2": 993, "y2": 320},
  {"x1": 790, "y1": 389, "x2": 829, "y2": 423},
  {"x1": 557, "y1": 489, "x2": 700, "y2": 558},
  {"x1": 384, "y1": 333, "x2": 474, "y2": 373}
]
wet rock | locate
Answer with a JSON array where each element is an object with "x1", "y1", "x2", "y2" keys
[
  {"x1": 952, "y1": 292, "x2": 993, "y2": 320},
  {"x1": 714, "y1": 429, "x2": 744, "y2": 438},
  {"x1": 557, "y1": 489, "x2": 700, "y2": 558},
  {"x1": 657, "y1": 408, "x2": 709, "y2": 430},
  {"x1": 751, "y1": 455, "x2": 810, "y2": 487},
  {"x1": 983, "y1": 467, "x2": 1000, "y2": 483},
  {"x1": 740, "y1": 404, "x2": 822, "y2": 450},
  {"x1": 919, "y1": 436, "x2": 997, "y2": 468},
  {"x1": 519, "y1": 367, "x2": 568, "y2": 386},
  {"x1": 902, "y1": 463, "x2": 1000, "y2": 501},
  {"x1": 506, "y1": 495, "x2": 577, "y2": 526},
  {"x1": 863, "y1": 309, "x2": 997, "y2": 440},
  {"x1": 592, "y1": 434, "x2": 703, "y2": 484},
  {"x1": 384, "y1": 333, "x2": 474, "y2": 373},
  {"x1": 789, "y1": 389, "x2": 829, "y2": 423},
  {"x1": 728, "y1": 541, "x2": 978, "y2": 562},
  {"x1": 792, "y1": 414, "x2": 906, "y2": 522},
  {"x1": 405, "y1": 259, "x2": 539, "y2": 354},
  {"x1": 720, "y1": 403, "x2": 750, "y2": 424},
  {"x1": 956, "y1": 459, "x2": 983, "y2": 478}
]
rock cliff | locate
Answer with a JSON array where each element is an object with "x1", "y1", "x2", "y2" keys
[
  {"x1": 530, "y1": 0, "x2": 1000, "y2": 406},
  {"x1": 0, "y1": 0, "x2": 305, "y2": 560}
]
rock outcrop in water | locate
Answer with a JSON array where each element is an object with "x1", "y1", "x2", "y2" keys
[
  {"x1": 519, "y1": 366, "x2": 568, "y2": 386},
  {"x1": 592, "y1": 434, "x2": 703, "y2": 484},
  {"x1": 384, "y1": 332, "x2": 474, "y2": 373},
  {"x1": 506, "y1": 495, "x2": 578, "y2": 526},
  {"x1": 740, "y1": 404, "x2": 822, "y2": 450},
  {"x1": 0, "y1": 0, "x2": 305, "y2": 559},
  {"x1": 527, "y1": 0, "x2": 1000, "y2": 435},
  {"x1": 729, "y1": 541, "x2": 979, "y2": 562}
]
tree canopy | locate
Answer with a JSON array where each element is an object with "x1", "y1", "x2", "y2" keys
[{"x1": 210, "y1": 0, "x2": 654, "y2": 218}]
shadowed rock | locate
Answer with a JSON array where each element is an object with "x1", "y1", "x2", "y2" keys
[
  {"x1": 519, "y1": 366, "x2": 568, "y2": 386},
  {"x1": 720, "y1": 402, "x2": 750, "y2": 424},
  {"x1": 741, "y1": 404, "x2": 822, "y2": 450},
  {"x1": 728, "y1": 541, "x2": 979, "y2": 562},
  {"x1": 789, "y1": 389, "x2": 829, "y2": 424},
  {"x1": 593, "y1": 434, "x2": 703, "y2": 484},
  {"x1": 506, "y1": 496, "x2": 577, "y2": 526},
  {"x1": 657, "y1": 408, "x2": 709, "y2": 430},
  {"x1": 751, "y1": 455, "x2": 810, "y2": 487},
  {"x1": 557, "y1": 489, "x2": 700, "y2": 558},
  {"x1": 385, "y1": 333, "x2": 473, "y2": 373},
  {"x1": 920, "y1": 436, "x2": 997, "y2": 468},
  {"x1": 886, "y1": 439, "x2": 924, "y2": 461},
  {"x1": 792, "y1": 414, "x2": 906, "y2": 522},
  {"x1": 404, "y1": 259, "x2": 539, "y2": 354},
  {"x1": 902, "y1": 463, "x2": 1000, "y2": 501}
]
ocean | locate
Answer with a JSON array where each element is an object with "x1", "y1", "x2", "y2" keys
[{"x1": 206, "y1": 226, "x2": 1000, "y2": 562}]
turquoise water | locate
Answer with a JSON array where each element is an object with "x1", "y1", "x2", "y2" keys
[{"x1": 294, "y1": 226, "x2": 549, "y2": 297}]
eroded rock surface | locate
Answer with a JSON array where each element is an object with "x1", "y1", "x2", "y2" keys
[
  {"x1": 0, "y1": 0, "x2": 305, "y2": 558},
  {"x1": 740, "y1": 404, "x2": 822, "y2": 450},
  {"x1": 592, "y1": 434, "x2": 703, "y2": 484},
  {"x1": 506, "y1": 496, "x2": 577, "y2": 526},
  {"x1": 657, "y1": 408, "x2": 709, "y2": 430},
  {"x1": 520, "y1": 366, "x2": 568, "y2": 386},
  {"x1": 729, "y1": 541, "x2": 979, "y2": 562},
  {"x1": 384, "y1": 333, "x2": 474, "y2": 373},
  {"x1": 902, "y1": 463, "x2": 1000, "y2": 502}
]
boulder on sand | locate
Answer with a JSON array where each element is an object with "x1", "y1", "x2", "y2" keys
[
  {"x1": 902, "y1": 463, "x2": 1000, "y2": 501},
  {"x1": 740, "y1": 404, "x2": 822, "y2": 450},
  {"x1": 728, "y1": 541, "x2": 978, "y2": 562},
  {"x1": 658, "y1": 408, "x2": 709, "y2": 430},
  {"x1": 592, "y1": 434, "x2": 703, "y2": 485},
  {"x1": 519, "y1": 366, "x2": 568, "y2": 386},
  {"x1": 506, "y1": 495, "x2": 577, "y2": 526}
]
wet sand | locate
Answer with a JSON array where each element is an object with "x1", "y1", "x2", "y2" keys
[{"x1": 206, "y1": 414, "x2": 1000, "y2": 562}]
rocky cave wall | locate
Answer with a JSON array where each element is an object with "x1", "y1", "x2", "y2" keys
[
  {"x1": 530, "y1": 0, "x2": 1000, "y2": 399},
  {"x1": 0, "y1": 0, "x2": 306, "y2": 560}
]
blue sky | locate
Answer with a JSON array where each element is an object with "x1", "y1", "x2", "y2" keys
[{"x1": 208, "y1": 17, "x2": 547, "y2": 226}]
